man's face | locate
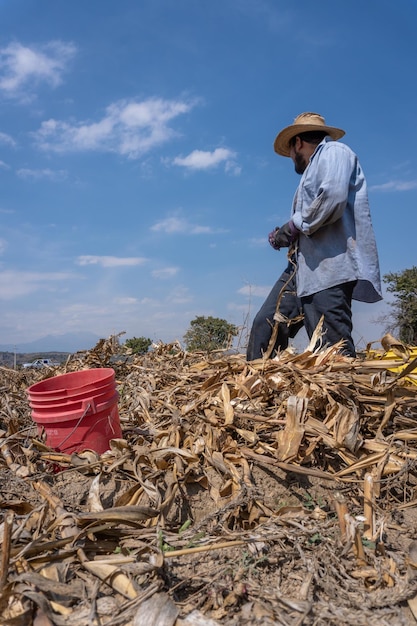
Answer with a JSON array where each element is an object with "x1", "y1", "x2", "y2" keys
[{"x1": 289, "y1": 140, "x2": 308, "y2": 175}]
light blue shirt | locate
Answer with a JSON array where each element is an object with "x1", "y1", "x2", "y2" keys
[{"x1": 290, "y1": 137, "x2": 382, "y2": 303}]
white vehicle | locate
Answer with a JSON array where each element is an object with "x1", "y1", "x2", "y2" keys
[{"x1": 22, "y1": 358, "x2": 60, "y2": 369}]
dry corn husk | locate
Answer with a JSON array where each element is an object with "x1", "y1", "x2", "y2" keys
[{"x1": 1, "y1": 334, "x2": 417, "y2": 625}]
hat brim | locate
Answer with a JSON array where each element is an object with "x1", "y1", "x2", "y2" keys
[{"x1": 274, "y1": 124, "x2": 345, "y2": 157}]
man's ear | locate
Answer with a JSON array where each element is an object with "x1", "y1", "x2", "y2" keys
[{"x1": 294, "y1": 136, "x2": 302, "y2": 150}]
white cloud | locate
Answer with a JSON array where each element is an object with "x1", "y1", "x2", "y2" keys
[
  {"x1": 227, "y1": 302, "x2": 251, "y2": 314},
  {"x1": 0, "y1": 41, "x2": 76, "y2": 99},
  {"x1": 369, "y1": 179, "x2": 417, "y2": 192},
  {"x1": 114, "y1": 297, "x2": 138, "y2": 305},
  {"x1": 249, "y1": 237, "x2": 268, "y2": 247},
  {"x1": 0, "y1": 270, "x2": 76, "y2": 300},
  {"x1": 151, "y1": 214, "x2": 225, "y2": 235},
  {"x1": 0, "y1": 239, "x2": 7, "y2": 254},
  {"x1": 172, "y1": 147, "x2": 240, "y2": 174},
  {"x1": 0, "y1": 160, "x2": 10, "y2": 170},
  {"x1": 225, "y1": 160, "x2": 242, "y2": 176},
  {"x1": 17, "y1": 168, "x2": 68, "y2": 181},
  {"x1": 238, "y1": 284, "x2": 271, "y2": 298},
  {"x1": 151, "y1": 266, "x2": 179, "y2": 279},
  {"x1": 139, "y1": 297, "x2": 159, "y2": 306},
  {"x1": 33, "y1": 97, "x2": 196, "y2": 158},
  {"x1": 76, "y1": 255, "x2": 147, "y2": 268},
  {"x1": 57, "y1": 302, "x2": 112, "y2": 322},
  {"x1": 0, "y1": 131, "x2": 16, "y2": 146},
  {"x1": 151, "y1": 311, "x2": 178, "y2": 320},
  {"x1": 168, "y1": 285, "x2": 193, "y2": 304}
]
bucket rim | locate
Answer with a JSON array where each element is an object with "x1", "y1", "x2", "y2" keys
[
  {"x1": 31, "y1": 392, "x2": 119, "y2": 423},
  {"x1": 27, "y1": 367, "x2": 115, "y2": 396},
  {"x1": 29, "y1": 386, "x2": 117, "y2": 410},
  {"x1": 28, "y1": 384, "x2": 113, "y2": 402}
]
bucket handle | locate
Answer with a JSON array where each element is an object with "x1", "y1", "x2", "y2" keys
[
  {"x1": 81, "y1": 393, "x2": 118, "y2": 415},
  {"x1": 52, "y1": 393, "x2": 118, "y2": 452}
]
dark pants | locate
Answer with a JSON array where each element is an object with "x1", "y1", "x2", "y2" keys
[{"x1": 246, "y1": 263, "x2": 356, "y2": 360}]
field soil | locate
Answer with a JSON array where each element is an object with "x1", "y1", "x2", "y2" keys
[{"x1": 1, "y1": 337, "x2": 417, "y2": 625}]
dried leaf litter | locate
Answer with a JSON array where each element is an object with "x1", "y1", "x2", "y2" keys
[{"x1": 1, "y1": 335, "x2": 417, "y2": 625}]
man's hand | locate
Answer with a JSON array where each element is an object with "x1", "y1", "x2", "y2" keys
[
  {"x1": 269, "y1": 221, "x2": 298, "y2": 250},
  {"x1": 268, "y1": 227, "x2": 281, "y2": 250}
]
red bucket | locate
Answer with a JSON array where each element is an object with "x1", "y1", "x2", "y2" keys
[
  {"x1": 27, "y1": 369, "x2": 122, "y2": 454},
  {"x1": 27, "y1": 368, "x2": 115, "y2": 400}
]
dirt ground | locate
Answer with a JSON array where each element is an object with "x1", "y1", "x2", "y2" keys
[{"x1": 2, "y1": 339, "x2": 417, "y2": 625}]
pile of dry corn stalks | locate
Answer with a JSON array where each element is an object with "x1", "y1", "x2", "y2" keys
[{"x1": 1, "y1": 334, "x2": 417, "y2": 625}]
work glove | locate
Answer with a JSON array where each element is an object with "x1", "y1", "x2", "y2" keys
[{"x1": 268, "y1": 220, "x2": 298, "y2": 250}]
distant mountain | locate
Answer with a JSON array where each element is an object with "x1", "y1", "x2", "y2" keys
[{"x1": 0, "y1": 332, "x2": 102, "y2": 354}]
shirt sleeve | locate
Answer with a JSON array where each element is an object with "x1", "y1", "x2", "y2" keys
[{"x1": 292, "y1": 143, "x2": 356, "y2": 236}]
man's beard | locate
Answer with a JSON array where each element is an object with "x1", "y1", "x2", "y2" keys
[{"x1": 293, "y1": 150, "x2": 307, "y2": 174}]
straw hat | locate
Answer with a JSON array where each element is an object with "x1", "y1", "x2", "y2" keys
[{"x1": 274, "y1": 112, "x2": 345, "y2": 157}]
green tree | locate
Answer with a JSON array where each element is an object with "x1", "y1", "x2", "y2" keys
[
  {"x1": 183, "y1": 315, "x2": 238, "y2": 352},
  {"x1": 124, "y1": 336, "x2": 152, "y2": 355},
  {"x1": 383, "y1": 266, "x2": 417, "y2": 344}
]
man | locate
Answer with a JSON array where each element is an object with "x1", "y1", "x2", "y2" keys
[{"x1": 246, "y1": 112, "x2": 382, "y2": 360}]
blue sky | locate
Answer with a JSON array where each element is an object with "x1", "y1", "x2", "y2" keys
[{"x1": 0, "y1": 0, "x2": 416, "y2": 351}]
